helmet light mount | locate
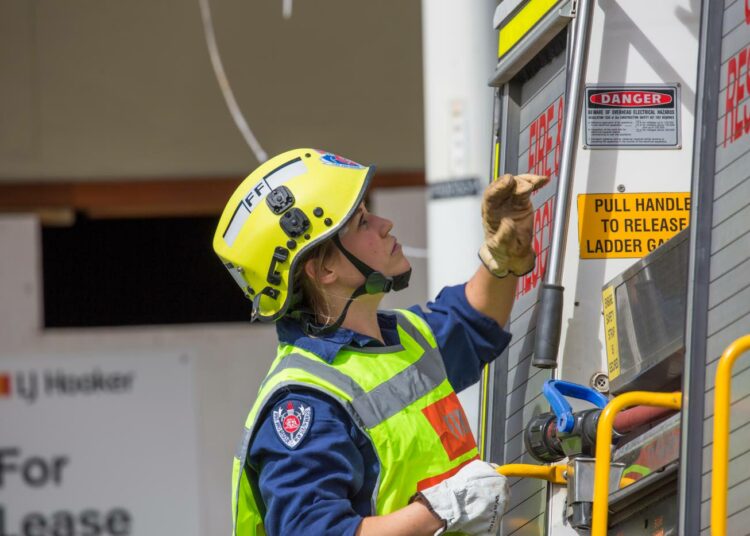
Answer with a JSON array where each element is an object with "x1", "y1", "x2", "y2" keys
[
  {"x1": 266, "y1": 185, "x2": 295, "y2": 215},
  {"x1": 280, "y1": 208, "x2": 310, "y2": 238}
]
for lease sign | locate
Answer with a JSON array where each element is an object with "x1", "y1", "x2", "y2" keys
[{"x1": 0, "y1": 353, "x2": 201, "y2": 536}]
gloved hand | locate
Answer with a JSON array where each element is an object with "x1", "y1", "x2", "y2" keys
[
  {"x1": 479, "y1": 174, "x2": 548, "y2": 278},
  {"x1": 414, "y1": 460, "x2": 510, "y2": 535}
]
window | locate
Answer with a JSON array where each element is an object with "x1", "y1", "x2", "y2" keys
[{"x1": 42, "y1": 215, "x2": 252, "y2": 327}]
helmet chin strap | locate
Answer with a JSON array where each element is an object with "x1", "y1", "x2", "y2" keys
[{"x1": 301, "y1": 235, "x2": 411, "y2": 337}]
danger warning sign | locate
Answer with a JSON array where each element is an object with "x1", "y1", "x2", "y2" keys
[
  {"x1": 577, "y1": 193, "x2": 690, "y2": 259},
  {"x1": 584, "y1": 84, "x2": 680, "y2": 148}
]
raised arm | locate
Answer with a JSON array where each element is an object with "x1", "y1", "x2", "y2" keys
[
  {"x1": 467, "y1": 173, "x2": 549, "y2": 327},
  {"x1": 465, "y1": 268, "x2": 517, "y2": 327}
]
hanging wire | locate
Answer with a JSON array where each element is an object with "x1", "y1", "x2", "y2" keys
[
  {"x1": 282, "y1": 0, "x2": 293, "y2": 19},
  {"x1": 198, "y1": 0, "x2": 268, "y2": 164}
]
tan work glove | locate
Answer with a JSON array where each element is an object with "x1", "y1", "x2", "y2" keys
[
  {"x1": 479, "y1": 174, "x2": 549, "y2": 277},
  {"x1": 414, "y1": 460, "x2": 510, "y2": 535}
]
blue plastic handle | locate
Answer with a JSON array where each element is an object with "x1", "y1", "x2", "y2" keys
[{"x1": 542, "y1": 379, "x2": 609, "y2": 433}]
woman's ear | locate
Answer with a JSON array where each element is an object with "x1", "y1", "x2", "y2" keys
[{"x1": 304, "y1": 255, "x2": 338, "y2": 286}]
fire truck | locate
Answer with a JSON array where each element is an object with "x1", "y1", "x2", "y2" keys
[{"x1": 473, "y1": 0, "x2": 750, "y2": 534}]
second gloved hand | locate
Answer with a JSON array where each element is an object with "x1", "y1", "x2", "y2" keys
[
  {"x1": 416, "y1": 459, "x2": 510, "y2": 535},
  {"x1": 479, "y1": 174, "x2": 548, "y2": 278}
]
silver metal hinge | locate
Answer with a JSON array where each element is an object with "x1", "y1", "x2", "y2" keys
[{"x1": 561, "y1": 0, "x2": 578, "y2": 19}]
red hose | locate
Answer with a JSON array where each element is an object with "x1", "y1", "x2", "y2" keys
[{"x1": 613, "y1": 405, "x2": 676, "y2": 433}]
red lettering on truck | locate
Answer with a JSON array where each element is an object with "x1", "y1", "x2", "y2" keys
[
  {"x1": 724, "y1": 46, "x2": 750, "y2": 147},
  {"x1": 516, "y1": 196, "x2": 554, "y2": 299},
  {"x1": 528, "y1": 96, "x2": 564, "y2": 178}
]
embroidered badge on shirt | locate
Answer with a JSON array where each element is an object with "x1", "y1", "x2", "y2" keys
[{"x1": 272, "y1": 400, "x2": 313, "y2": 449}]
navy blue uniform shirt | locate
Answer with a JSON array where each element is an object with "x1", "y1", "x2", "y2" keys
[{"x1": 248, "y1": 283, "x2": 512, "y2": 536}]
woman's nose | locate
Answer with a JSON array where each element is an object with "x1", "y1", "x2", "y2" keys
[{"x1": 375, "y1": 214, "x2": 393, "y2": 236}]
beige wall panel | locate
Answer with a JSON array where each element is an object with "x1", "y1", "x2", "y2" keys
[
  {"x1": 0, "y1": 2, "x2": 36, "y2": 160},
  {"x1": 0, "y1": 0, "x2": 423, "y2": 180}
]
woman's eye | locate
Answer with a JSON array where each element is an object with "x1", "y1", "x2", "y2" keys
[{"x1": 358, "y1": 217, "x2": 367, "y2": 228}]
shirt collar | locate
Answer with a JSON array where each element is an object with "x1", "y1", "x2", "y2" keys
[{"x1": 276, "y1": 312, "x2": 400, "y2": 364}]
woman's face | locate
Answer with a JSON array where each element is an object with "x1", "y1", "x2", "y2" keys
[{"x1": 333, "y1": 203, "x2": 412, "y2": 287}]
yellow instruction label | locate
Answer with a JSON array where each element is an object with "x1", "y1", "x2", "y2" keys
[
  {"x1": 602, "y1": 285, "x2": 620, "y2": 380},
  {"x1": 577, "y1": 193, "x2": 690, "y2": 258}
]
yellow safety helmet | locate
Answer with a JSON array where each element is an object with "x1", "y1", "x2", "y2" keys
[{"x1": 213, "y1": 148, "x2": 374, "y2": 322}]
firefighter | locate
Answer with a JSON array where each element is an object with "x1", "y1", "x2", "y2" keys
[{"x1": 214, "y1": 148, "x2": 547, "y2": 536}]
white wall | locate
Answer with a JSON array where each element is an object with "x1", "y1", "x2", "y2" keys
[{"x1": 0, "y1": 214, "x2": 278, "y2": 535}]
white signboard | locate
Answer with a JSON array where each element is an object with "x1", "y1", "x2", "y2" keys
[
  {"x1": 0, "y1": 353, "x2": 201, "y2": 536},
  {"x1": 584, "y1": 84, "x2": 681, "y2": 148}
]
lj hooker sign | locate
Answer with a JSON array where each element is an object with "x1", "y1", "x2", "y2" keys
[
  {"x1": 577, "y1": 192, "x2": 691, "y2": 259},
  {"x1": 0, "y1": 353, "x2": 200, "y2": 536}
]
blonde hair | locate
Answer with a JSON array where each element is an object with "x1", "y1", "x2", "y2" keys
[{"x1": 295, "y1": 239, "x2": 339, "y2": 325}]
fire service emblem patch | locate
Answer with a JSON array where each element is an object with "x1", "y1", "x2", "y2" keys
[{"x1": 272, "y1": 400, "x2": 313, "y2": 449}]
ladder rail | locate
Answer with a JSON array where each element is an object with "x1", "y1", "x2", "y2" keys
[
  {"x1": 711, "y1": 335, "x2": 750, "y2": 536},
  {"x1": 591, "y1": 391, "x2": 682, "y2": 536}
]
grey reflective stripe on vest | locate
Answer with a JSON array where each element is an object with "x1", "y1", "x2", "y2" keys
[
  {"x1": 261, "y1": 312, "x2": 449, "y2": 429},
  {"x1": 235, "y1": 425, "x2": 253, "y2": 459},
  {"x1": 351, "y1": 344, "x2": 446, "y2": 428},
  {"x1": 233, "y1": 427, "x2": 252, "y2": 535},
  {"x1": 392, "y1": 311, "x2": 434, "y2": 352},
  {"x1": 262, "y1": 352, "x2": 368, "y2": 399},
  {"x1": 355, "y1": 311, "x2": 448, "y2": 427}
]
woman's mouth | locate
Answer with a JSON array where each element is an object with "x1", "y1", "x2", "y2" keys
[{"x1": 391, "y1": 240, "x2": 402, "y2": 255}]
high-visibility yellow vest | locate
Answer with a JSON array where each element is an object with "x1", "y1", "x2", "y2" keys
[{"x1": 231, "y1": 309, "x2": 480, "y2": 536}]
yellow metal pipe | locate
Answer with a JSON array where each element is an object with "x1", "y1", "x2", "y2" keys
[
  {"x1": 711, "y1": 335, "x2": 750, "y2": 536},
  {"x1": 496, "y1": 463, "x2": 567, "y2": 485},
  {"x1": 591, "y1": 391, "x2": 682, "y2": 536}
]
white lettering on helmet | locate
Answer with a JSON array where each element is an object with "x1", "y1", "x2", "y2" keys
[
  {"x1": 222, "y1": 158, "x2": 308, "y2": 247},
  {"x1": 223, "y1": 203, "x2": 251, "y2": 247},
  {"x1": 265, "y1": 158, "x2": 307, "y2": 190}
]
